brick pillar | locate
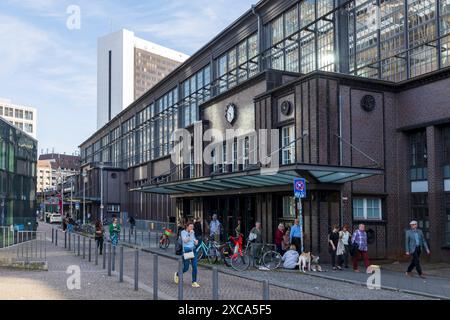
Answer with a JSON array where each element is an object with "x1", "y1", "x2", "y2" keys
[{"x1": 426, "y1": 126, "x2": 444, "y2": 261}]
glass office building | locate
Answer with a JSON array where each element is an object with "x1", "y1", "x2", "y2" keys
[{"x1": 0, "y1": 117, "x2": 37, "y2": 228}]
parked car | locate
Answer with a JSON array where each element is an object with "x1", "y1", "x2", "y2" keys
[{"x1": 49, "y1": 214, "x2": 62, "y2": 224}]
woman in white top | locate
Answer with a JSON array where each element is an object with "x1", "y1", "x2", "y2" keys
[{"x1": 338, "y1": 224, "x2": 352, "y2": 269}]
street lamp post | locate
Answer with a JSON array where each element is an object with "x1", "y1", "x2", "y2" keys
[
  {"x1": 82, "y1": 171, "x2": 87, "y2": 225},
  {"x1": 99, "y1": 163, "x2": 104, "y2": 223},
  {"x1": 70, "y1": 177, "x2": 74, "y2": 218},
  {"x1": 59, "y1": 169, "x2": 64, "y2": 217}
]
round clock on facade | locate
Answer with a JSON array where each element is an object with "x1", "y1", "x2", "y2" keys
[
  {"x1": 225, "y1": 103, "x2": 237, "y2": 124},
  {"x1": 361, "y1": 95, "x2": 376, "y2": 112},
  {"x1": 280, "y1": 100, "x2": 293, "y2": 116}
]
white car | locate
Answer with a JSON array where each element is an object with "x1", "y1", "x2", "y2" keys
[{"x1": 49, "y1": 214, "x2": 62, "y2": 224}]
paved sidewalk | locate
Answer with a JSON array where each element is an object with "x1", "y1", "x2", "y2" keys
[
  {"x1": 0, "y1": 235, "x2": 150, "y2": 300},
  {"x1": 44, "y1": 223, "x2": 444, "y2": 300}
]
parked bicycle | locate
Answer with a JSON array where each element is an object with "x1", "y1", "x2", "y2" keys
[
  {"x1": 230, "y1": 238, "x2": 282, "y2": 272},
  {"x1": 159, "y1": 228, "x2": 173, "y2": 249},
  {"x1": 196, "y1": 237, "x2": 221, "y2": 264}
]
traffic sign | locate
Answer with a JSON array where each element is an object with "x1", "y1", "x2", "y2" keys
[
  {"x1": 75, "y1": 202, "x2": 80, "y2": 210},
  {"x1": 294, "y1": 178, "x2": 306, "y2": 198}
]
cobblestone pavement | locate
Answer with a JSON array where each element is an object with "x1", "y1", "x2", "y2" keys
[{"x1": 42, "y1": 223, "x2": 441, "y2": 300}]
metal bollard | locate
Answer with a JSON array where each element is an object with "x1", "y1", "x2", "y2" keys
[
  {"x1": 119, "y1": 246, "x2": 124, "y2": 283},
  {"x1": 102, "y1": 242, "x2": 106, "y2": 269},
  {"x1": 108, "y1": 243, "x2": 112, "y2": 276},
  {"x1": 112, "y1": 246, "x2": 116, "y2": 271},
  {"x1": 95, "y1": 241, "x2": 98, "y2": 265},
  {"x1": 51, "y1": 229, "x2": 54, "y2": 243},
  {"x1": 134, "y1": 230, "x2": 137, "y2": 245},
  {"x1": 134, "y1": 249, "x2": 139, "y2": 291},
  {"x1": 212, "y1": 267, "x2": 219, "y2": 300},
  {"x1": 78, "y1": 235, "x2": 80, "y2": 256},
  {"x1": 263, "y1": 280, "x2": 269, "y2": 300},
  {"x1": 128, "y1": 229, "x2": 131, "y2": 243},
  {"x1": 55, "y1": 230, "x2": 58, "y2": 246},
  {"x1": 64, "y1": 232, "x2": 67, "y2": 249},
  {"x1": 73, "y1": 235, "x2": 76, "y2": 253},
  {"x1": 153, "y1": 254, "x2": 158, "y2": 300},
  {"x1": 148, "y1": 231, "x2": 151, "y2": 248},
  {"x1": 83, "y1": 237, "x2": 86, "y2": 259},
  {"x1": 88, "y1": 239, "x2": 92, "y2": 262},
  {"x1": 178, "y1": 258, "x2": 183, "y2": 300},
  {"x1": 68, "y1": 234, "x2": 71, "y2": 251}
]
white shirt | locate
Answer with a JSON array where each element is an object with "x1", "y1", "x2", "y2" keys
[{"x1": 341, "y1": 231, "x2": 350, "y2": 245}]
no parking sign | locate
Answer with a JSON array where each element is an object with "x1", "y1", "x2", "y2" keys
[{"x1": 294, "y1": 178, "x2": 306, "y2": 198}]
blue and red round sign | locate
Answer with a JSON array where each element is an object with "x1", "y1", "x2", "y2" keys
[{"x1": 294, "y1": 178, "x2": 306, "y2": 198}]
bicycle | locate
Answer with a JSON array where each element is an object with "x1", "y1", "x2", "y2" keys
[
  {"x1": 159, "y1": 228, "x2": 173, "y2": 249},
  {"x1": 230, "y1": 239, "x2": 282, "y2": 272},
  {"x1": 196, "y1": 237, "x2": 221, "y2": 264}
]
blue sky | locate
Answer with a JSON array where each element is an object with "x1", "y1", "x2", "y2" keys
[{"x1": 0, "y1": 0, "x2": 256, "y2": 155}]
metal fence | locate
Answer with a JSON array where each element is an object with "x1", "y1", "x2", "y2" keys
[
  {"x1": 51, "y1": 226, "x2": 326, "y2": 301},
  {"x1": 0, "y1": 230, "x2": 47, "y2": 263}
]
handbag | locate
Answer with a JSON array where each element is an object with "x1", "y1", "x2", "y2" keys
[{"x1": 183, "y1": 246, "x2": 195, "y2": 260}]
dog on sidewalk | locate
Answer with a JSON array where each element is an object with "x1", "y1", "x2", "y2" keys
[{"x1": 298, "y1": 252, "x2": 322, "y2": 272}]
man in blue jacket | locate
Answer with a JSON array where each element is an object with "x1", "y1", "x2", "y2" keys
[
  {"x1": 290, "y1": 219, "x2": 302, "y2": 254},
  {"x1": 405, "y1": 220, "x2": 430, "y2": 279}
]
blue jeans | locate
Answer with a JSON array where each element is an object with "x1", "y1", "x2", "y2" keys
[
  {"x1": 180, "y1": 247, "x2": 198, "y2": 283},
  {"x1": 67, "y1": 224, "x2": 74, "y2": 233}
]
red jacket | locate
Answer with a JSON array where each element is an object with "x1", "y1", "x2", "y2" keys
[{"x1": 275, "y1": 229, "x2": 284, "y2": 245}]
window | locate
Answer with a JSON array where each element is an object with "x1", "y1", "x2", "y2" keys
[
  {"x1": 410, "y1": 130, "x2": 427, "y2": 180},
  {"x1": 282, "y1": 196, "x2": 295, "y2": 218},
  {"x1": 352, "y1": 198, "x2": 382, "y2": 220},
  {"x1": 446, "y1": 193, "x2": 450, "y2": 245},
  {"x1": 281, "y1": 125, "x2": 295, "y2": 165},
  {"x1": 181, "y1": 65, "x2": 211, "y2": 127},
  {"x1": 107, "y1": 204, "x2": 120, "y2": 212},
  {"x1": 411, "y1": 193, "x2": 430, "y2": 241},
  {"x1": 215, "y1": 33, "x2": 258, "y2": 94}
]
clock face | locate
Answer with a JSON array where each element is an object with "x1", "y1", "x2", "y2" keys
[{"x1": 226, "y1": 103, "x2": 236, "y2": 124}]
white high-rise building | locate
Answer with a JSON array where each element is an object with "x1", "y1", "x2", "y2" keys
[
  {"x1": 97, "y1": 29, "x2": 189, "y2": 129},
  {"x1": 0, "y1": 98, "x2": 37, "y2": 139}
]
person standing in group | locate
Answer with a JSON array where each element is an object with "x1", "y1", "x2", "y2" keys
[
  {"x1": 128, "y1": 215, "x2": 136, "y2": 235},
  {"x1": 351, "y1": 224, "x2": 370, "y2": 272},
  {"x1": 290, "y1": 219, "x2": 302, "y2": 253},
  {"x1": 209, "y1": 214, "x2": 222, "y2": 242},
  {"x1": 249, "y1": 222, "x2": 263, "y2": 267},
  {"x1": 274, "y1": 223, "x2": 285, "y2": 254},
  {"x1": 95, "y1": 219, "x2": 104, "y2": 255},
  {"x1": 193, "y1": 219, "x2": 203, "y2": 246},
  {"x1": 338, "y1": 224, "x2": 352, "y2": 269},
  {"x1": 405, "y1": 220, "x2": 430, "y2": 279},
  {"x1": 109, "y1": 217, "x2": 121, "y2": 247},
  {"x1": 328, "y1": 225, "x2": 340, "y2": 270},
  {"x1": 235, "y1": 218, "x2": 242, "y2": 238},
  {"x1": 174, "y1": 221, "x2": 200, "y2": 288},
  {"x1": 67, "y1": 216, "x2": 74, "y2": 233},
  {"x1": 282, "y1": 227, "x2": 291, "y2": 253}
]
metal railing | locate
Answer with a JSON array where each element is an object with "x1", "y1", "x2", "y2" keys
[{"x1": 0, "y1": 230, "x2": 47, "y2": 263}]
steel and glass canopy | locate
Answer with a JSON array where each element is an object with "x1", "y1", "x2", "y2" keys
[{"x1": 132, "y1": 164, "x2": 383, "y2": 195}]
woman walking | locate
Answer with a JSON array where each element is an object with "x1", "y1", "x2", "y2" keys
[
  {"x1": 109, "y1": 217, "x2": 121, "y2": 247},
  {"x1": 174, "y1": 221, "x2": 200, "y2": 288},
  {"x1": 95, "y1": 219, "x2": 104, "y2": 255}
]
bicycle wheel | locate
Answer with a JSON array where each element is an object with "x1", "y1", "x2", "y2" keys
[
  {"x1": 230, "y1": 253, "x2": 250, "y2": 271},
  {"x1": 207, "y1": 246, "x2": 219, "y2": 264},
  {"x1": 164, "y1": 238, "x2": 170, "y2": 249},
  {"x1": 262, "y1": 250, "x2": 282, "y2": 270}
]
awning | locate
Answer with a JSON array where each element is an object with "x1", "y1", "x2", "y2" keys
[{"x1": 131, "y1": 164, "x2": 383, "y2": 195}]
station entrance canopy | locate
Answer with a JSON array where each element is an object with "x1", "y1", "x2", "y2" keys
[{"x1": 131, "y1": 164, "x2": 383, "y2": 196}]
